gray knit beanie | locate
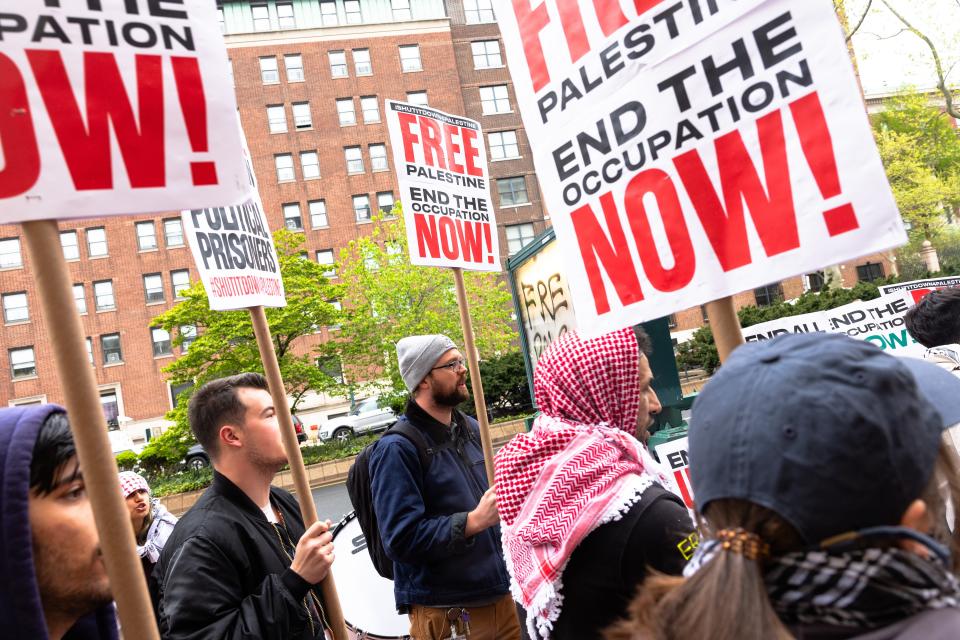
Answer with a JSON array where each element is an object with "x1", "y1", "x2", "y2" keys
[{"x1": 396, "y1": 334, "x2": 458, "y2": 392}]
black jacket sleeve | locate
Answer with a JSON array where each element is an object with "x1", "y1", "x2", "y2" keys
[{"x1": 624, "y1": 491, "x2": 696, "y2": 584}]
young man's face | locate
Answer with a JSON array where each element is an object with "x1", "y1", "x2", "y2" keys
[
  {"x1": 425, "y1": 349, "x2": 469, "y2": 408},
  {"x1": 635, "y1": 354, "x2": 662, "y2": 444},
  {"x1": 237, "y1": 387, "x2": 287, "y2": 471},
  {"x1": 28, "y1": 456, "x2": 111, "y2": 619},
  {"x1": 125, "y1": 488, "x2": 150, "y2": 525}
]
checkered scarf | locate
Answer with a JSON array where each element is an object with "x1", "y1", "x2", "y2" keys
[{"x1": 494, "y1": 329, "x2": 668, "y2": 639}]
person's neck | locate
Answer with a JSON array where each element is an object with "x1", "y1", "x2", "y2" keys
[
  {"x1": 43, "y1": 606, "x2": 80, "y2": 640},
  {"x1": 414, "y1": 395, "x2": 454, "y2": 426},
  {"x1": 216, "y1": 457, "x2": 276, "y2": 509}
]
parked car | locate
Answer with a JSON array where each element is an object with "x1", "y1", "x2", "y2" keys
[
  {"x1": 184, "y1": 414, "x2": 307, "y2": 470},
  {"x1": 318, "y1": 397, "x2": 396, "y2": 442}
]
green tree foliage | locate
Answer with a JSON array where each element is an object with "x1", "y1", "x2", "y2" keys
[
  {"x1": 469, "y1": 351, "x2": 533, "y2": 419},
  {"x1": 139, "y1": 230, "x2": 345, "y2": 469}
]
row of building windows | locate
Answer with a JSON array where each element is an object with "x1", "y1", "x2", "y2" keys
[
  {"x1": 272, "y1": 144, "x2": 388, "y2": 181},
  {"x1": 280, "y1": 191, "x2": 395, "y2": 231}
]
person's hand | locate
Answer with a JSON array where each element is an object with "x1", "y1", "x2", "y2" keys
[
  {"x1": 290, "y1": 520, "x2": 335, "y2": 584},
  {"x1": 465, "y1": 487, "x2": 500, "y2": 537}
]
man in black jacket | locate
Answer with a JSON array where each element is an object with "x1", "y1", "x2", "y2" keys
[{"x1": 154, "y1": 373, "x2": 335, "y2": 640}]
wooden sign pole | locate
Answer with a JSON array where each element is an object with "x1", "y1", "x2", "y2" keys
[
  {"x1": 248, "y1": 306, "x2": 349, "y2": 640},
  {"x1": 452, "y1": 268, "x2": 496, "y2": 485},
  {"x1": 705, "y1": 296, "x2": 745, "y2": 363},
  {"x1": 21, "y1": 220, "x2": 160, "y2": 640}
]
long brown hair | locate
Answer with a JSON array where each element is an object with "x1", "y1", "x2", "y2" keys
[{"x1": 606, "y1": 439, "x2": 960, "y2": 640}]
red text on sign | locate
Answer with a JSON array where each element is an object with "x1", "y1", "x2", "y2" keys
[
  {"x1": 414, "y1": 214, "x2": 495, "y2": 264},
  {"x1": 398, "y1": 112, "x2": 483, "y2": 176}
]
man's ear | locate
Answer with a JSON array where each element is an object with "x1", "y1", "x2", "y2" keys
[
  {"x1": 219, "y1": 424, "x2": 243, "y2": 450},
  {"x1": 899, "y1": 499, "x2": 933, "y2": 558}
]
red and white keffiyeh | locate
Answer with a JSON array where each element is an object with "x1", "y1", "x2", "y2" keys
[{"x1": 494, "y1": 328, "x2": 669, "y2": 639}]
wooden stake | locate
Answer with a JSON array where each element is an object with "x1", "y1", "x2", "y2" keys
[
  {"x1": 21, "y1": 220, "x2": 160, "y2": 640},
  {"x1": 249, "y1": 306, "x2": 349, "y2": 640},
  {"x1": 452, "y1": 268, "x2": 496, "y2": 485},
  {"x1": 705, "y1": 296, "x2": 745, "y2": 363}
]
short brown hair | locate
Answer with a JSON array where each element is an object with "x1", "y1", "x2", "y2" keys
[{"x1": 188, "y1": 373, "x2": 269, "y2": 459}]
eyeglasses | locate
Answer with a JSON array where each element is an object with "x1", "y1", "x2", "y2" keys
[{"x1": 432, "y1": 358, "x2": 466, "y2": 372}]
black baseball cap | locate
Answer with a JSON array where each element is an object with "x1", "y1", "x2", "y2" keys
[{"x1": 688, "y1": 333, "x2": 960, "y2": 545}]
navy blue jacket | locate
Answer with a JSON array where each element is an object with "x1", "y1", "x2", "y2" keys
[{"x1": 369, "y1": 400, "x2": 510, "y2": 609}]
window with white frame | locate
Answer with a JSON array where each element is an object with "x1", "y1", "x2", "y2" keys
[
  {"x1": 151, "y1": 327, "x2": 172, "y2": 357},
  {"x1": 316, "y1": 249, "x2": 336, "y2": 277},
  {"x1": 0, "y1": 238, "x2": 20, "y2": 269},
  {"x1": 506, "y1": 223, "x2": 535, "y2": 255},
  {"x1": 251, "y1": 4, "x2": 270, "y2": 30},
  {"x1": 171, "y1": 270, "x2": 190, "y2": 299},
  {"x1": 329, "y1": 50, "x2": 347, "y2": 77},
  {"x1": 345, "y1": 146, "x2": 364, "y2": 174},
  {"x1": 10, "y1": 347, "x2": 36, "y2": 379},
  {"x1": 488, "y1": 130, "x2": 519, "y2": 160},
  {"x1": 275, "y1": 154, "x2": 295, "y2": 181},
  {"x1": 86, "y1": 227, "x2": 108, "y2": 257},
  {"x1": 267, "y1": 105, "x2": 287, "y2": 133},
  {"x1": 497, "y1": 176, "x2": 529, "y2": 206},
  {"x1": 292, "y1": 102, "x2": 312, "y2": 129},
  {"x1": 328, "y1": 300, "x2": 343, "y2": 329},
  {"x1": 317, "y1": 355, "x2": 345, "y2": 382},
  {"x1": 336, "y1": 98, "x2": 356, "y2": 125},
  {"x1": 353, "y1": 195, "x2": 372, "y2": 222},
  {"x1": 406, "y1": 91, "x2": 428, "y2": 106},
  {"x1": 276, "y1": 1, "x2": 295, "y2": 28},
  {"x1": 391, "y1": 0, "x2": 412, "y2": 20},
  {"x1": 479, "y1": 85, "x2": 510, "y2": 114},
  {"x1": 369, "y1": 144, "x2": 388, "y2": 171},
  {"x1": 472, "y1": 40, "x2": 502, "y2": 68},
  {"x1": 180, "y1": 325, "x2": 197, "y2": 352},
  {"x1": 377, "y1": 191, "x2": 395, "y2": 215},
  {"x1": 73, "y1": 284, "x2": 86, "y2": 314},
  {"x1": 283, "y1": 202, "x2": 303, "y2": 230},
  {"x1": 143, "y1": 273, "x2": 165, "y2": 303},
  {"x1": 284, "y1": 54, "x2": 304, "y2": 82},
  {"x1": 259, "y1": 56, "x2": 279, "y2": 83},
  {"x1": 94, "y1": 280, "x2": 115, "y2": 311},
  {"x1": 163, "y1": 218, "x2": 184, "y2": 246},
  {"x1": 101, "y1": 334, "x2": 122, "y2": 364},
  {"x1": 353, "y1": 48, "x2": 372, "y2": 75},
  {"x1": 464, "y1": 0, "x2": 495, "y2": 23},
  {"x1": 360, "y1": 96, "x2": 379, "y2": 123},
  {"x1": 86, "y1": 338, "x2": 93, "y2": 364},
  {"x1": 300, "y1": 151, "x2": 320, "y2": 179},
  {"x1": 217, "y1": 7, "x2": 225, "y2": 32},
  {"x1": 309, "y1": 200, "x2": 328, "y2": 228},
  {"x1": 57, "y1": 231, "x2": 79, "y2": 261},
  {"x1": 100, "y1": 389, "x2": 120, "y2": 428},
  {"x1": 2, "y1": 292, "x2": 28, "y2": 324},
  {"x1": 399, "y1": 44, "x2": 421, "y2": 71},
  {"x1": 320, "y1": 1, "x2": 338, "y2": 26},
  {"x1": 344, "y1": 0, "x2": 361, "y2": 23}
]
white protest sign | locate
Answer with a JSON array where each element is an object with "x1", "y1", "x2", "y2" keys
[
  {"x1": 879, "y1": 276, "x2": 960, "y2": 304},
  {"x1": 0, "y1": 1, "x2": 250, "y2": 222},
  {"x1": 385, "y1": 100, "x2": 501, "y2": 271},
  {"x1": 513, "y1": 235, "x2": 578, "y2": 364},
  {"x1": 492, "y1": 0, "x2": 906, "y2": 336},
  {"x1": 654, "y1": 436, "x2": 695, "y2": 517}
]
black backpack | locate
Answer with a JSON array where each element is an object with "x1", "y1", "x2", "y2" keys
[{"x1": 346, "y1": 420, "x2": 453, "y2": 580}]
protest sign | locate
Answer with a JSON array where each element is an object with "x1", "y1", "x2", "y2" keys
[
  {"x1": 513, "y1": 235, "x2": 578, "y2": 364},
  {"x1": 1, "y1": 0, "x2": 250, "y2": 222},
  {"x1": 385, "y1": 100, "x2": 501, "y2": 271},
  {"x1": 492, "y1": 0, "x2": 906, "y2": 336},
  {"x1": 879, "y1": 276, "x2": 960, "y2": 303},
  {"x1": 653, "y1": 436, "x2": 695, "y2": 519}
]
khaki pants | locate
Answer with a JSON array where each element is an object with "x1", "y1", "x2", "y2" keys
[{"x1": 409, "y1": 594, "x2": 521, "y2": 640}]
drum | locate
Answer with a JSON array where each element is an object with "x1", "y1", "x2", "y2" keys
[{"x1": 331, "y1": 511, "x2": 411, "y2": 639}]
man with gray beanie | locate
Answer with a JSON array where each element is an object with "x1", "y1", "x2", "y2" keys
[{"x1": 369, "y1": 334, "x2": 520, "y2": 639}]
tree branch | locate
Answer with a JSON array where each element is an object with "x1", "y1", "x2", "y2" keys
[{"x1": 845, "y1": 0, "x2": 873, "y2": 41}]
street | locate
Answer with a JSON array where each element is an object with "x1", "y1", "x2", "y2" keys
[{"x1": 311, "y1": 482, "x2": 353, "y2": 525}]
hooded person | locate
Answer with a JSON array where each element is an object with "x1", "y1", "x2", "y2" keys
[
  {"x1": 0, "y1": 404, "x2": 117, "y2": 640},
  {"x1": 494, "y1": 328, "x2": 695, "y2": 640},
  {"x1": 118, "y1": 470, "x2": 177, "y2": 603}
]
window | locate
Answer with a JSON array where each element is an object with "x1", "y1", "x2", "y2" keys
[
  {"x1": 320, "y1": 1, "x2": 338, "y2": 26},
  {"x1": 73, "y1": 284, "x2": 86, "y2": 314},
  {"x1": 163, "y1": 218, "x2": 184, "y2": 246},
  {"x1": 60, "y1": 231, "x2": 79, "y2": 260},
  {"x1": 806, "y1": 271, "x2": 825, "y2": 292},
  {"x1": 151, "y1": 328, "x2": 172, "y2": 357},
  {"x1": 309, "y1": 200, "x2": 328, "y2": 228},
  {"x1": 135, "y1": 221, "x2": 157, "y2": 250},
  {"x1": 406, "y1": 91, "x2": 428, "y2": 106},
  {"x1": 171, "y1": 270, "x2": 190, "y2": 299},
  {"x1": 391, "y1": 0, "x2": 412, "y2": 20},
  {"x1": 143, "y1": 273, "x2": 165, "y2": 303},
  {"x1": 86, "y1": 227, "x2": 107, "y2": 257},
  {"x1": 217, "y1": 7, "x2": 225, "y2": 32},
  {"x1": 10, "y1": 347, "x2": 36, "y2": 379},
  {"x1": 267, "y1": 105, "x2": 287, "y2": 133},
  {"x1": 180, "y1": 325, "x2": 197, "y2": 352},
  {"x1": 284, "y1": 54, "x2": 304, "y2": 82},
  {"x1": 353, "y1": 48, "x2": 372, "y2": 75},
  {"x1": 170, "y1": 381, "x2": 193, "y2": 408},
  {"x1": 360, "y1": 96, "x2": 380, "y2": 123},
  {"x1": 480, "y1": 85, "x2": 510, "y2": 114},
  {"x1": 259, "y1": 56, "x2": 279, "y2": 83},
  {"x1": 369, "y1": 144, "x2": 388, "y2": 171},
  {"x1": 506, "y1": 223, "x2": 535, "y2": 255},
  {"x1": 292, "y1": 102, "x2": 312, "y2": 129},
  {"x1": 336, "y1": 98, "x2": 356, "y2": 125},
  {"x1": 857, "y1": 262, "x2": 885, "y2": 282},
  {"x1": 101, "y1": 334, "x2": 123, "y2": 364},
  {"x1": 754, "y1": 283, "x2": 784, "y2": 307},
  {"x1": 344, "y1": 0, "x2": 361, "y2": 23},
  {"x1": 497, "y1": 176, "x2": 529, "y2": 206},
  {"x1": 472, "y1": 40, "x2": 502, "y2": 69},
  {"x1": 0, "y1": 238, "x2": 21, "y2": 269},
  {"x1": 329, "y1": 50, "x2": 347, "y2": 77},
  {"x1": 251, "y1": 4, "x2": 270, "y2": 30},
  {"x1": 488, "y1": 130, "x2": 519, "y2": 160},
  {"x1": 399, "y1": 44, "x2": 421, "y2": 71},
  {"x1": 277, "y1": 1, "x2": 295, "y2": 28},
  {"x1": 328, "y1": 300, "x2": 343, "y2": 329},
  {"x1": 464, "y1": 0, "x2": 495, "y2": 23},
  {"x1": 93, "y1": 280, "x2": 115, "y2": 311},
  {"x1": 283, "y1": 203, "x2": 303, "y2": 230},
  {"x1": 2, "y1": 292, "x2": 28, "y2": 323},
  {"x1": 100, "y1": 390, "x2": 120, "y2": 429},
  {"x1": 300, "y1": 151, "x2": 320, "y2": 179},
  {"x1": 353, "y1": 195, "x2": 372, "y2": 222},
  {"x1": 318, "y1": 356, "x2": 345, "y2": 383},
  {"x1": 275, "y1": 154, "x2": 295, "y2": 181},
  {"x1": 377, "y1": 191, "x2": 395, "y2": 214},
  {"x1": 316, "y1": 249, "x2": 336, "y2": 277},
  {"x1": 86, "y1": 338, "x2": 93, "y2": 364},
  {"x1": 345, "y1": 146, "x2": 364, "y2": 174}
]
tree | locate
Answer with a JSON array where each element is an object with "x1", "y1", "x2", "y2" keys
[
  {"x1": 334, "y1": 208, "x2": 517, "y2": 401},
  {"x1": 139, "y1": 230, "x2": 345, "y2": 468}
]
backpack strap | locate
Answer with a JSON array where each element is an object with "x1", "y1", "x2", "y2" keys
[{"x1": 385, "y1": 419, "x2": 454, "y2": 470}]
